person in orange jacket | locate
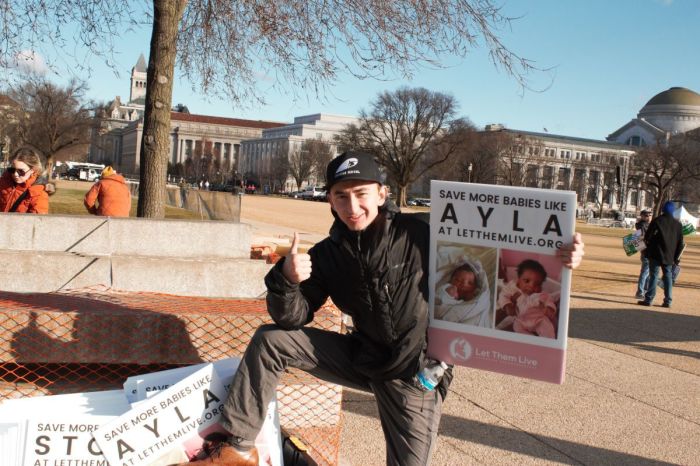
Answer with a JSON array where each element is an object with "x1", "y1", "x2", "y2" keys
[
  {"x1": 0, "y1": 147, "x2": 53, "y2": 214},
  {"x1": 84, "y1": 165, "x2": 132, "y2": 217}
]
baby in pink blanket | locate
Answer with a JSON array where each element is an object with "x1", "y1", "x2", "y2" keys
[{"x1": 496, "y1": 259, "x2": 558, "y2": 339}]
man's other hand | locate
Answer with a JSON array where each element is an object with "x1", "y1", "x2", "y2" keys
[{"x1": 557, "y1": 232, "x2": 585, "y2": 269}]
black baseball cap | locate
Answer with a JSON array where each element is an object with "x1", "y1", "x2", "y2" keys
[
  {"x1": 640, "y1": 210, "x2": 651, "y2": 216},
  {"x1": 325, "y1": 151, "x2": 384, "y2": 190}
]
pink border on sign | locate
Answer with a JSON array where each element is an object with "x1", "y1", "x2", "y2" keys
[{"x1": 428, "y1": 327, "x2": 567, "y2": 384}]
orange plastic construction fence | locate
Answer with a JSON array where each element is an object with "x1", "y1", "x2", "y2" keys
[{"x1": 0, "y1": 287, "x2": 343, "y2": 465}]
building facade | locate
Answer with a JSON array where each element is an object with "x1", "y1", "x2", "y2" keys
[
  {"x1": 479, "y1": 126, "x2": 637, "y2": 213},
  {"x1": 608, "y1": 87, "x2": 700, "y2": 146},
  {"x1": 89, "y1": 56, "x2": 286, "y2": 178},
  {"x1": 238, "y1": 113, "x2": 359, "y2": 191}
]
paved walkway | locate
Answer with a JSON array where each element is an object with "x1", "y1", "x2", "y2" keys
[{"x1": 337, "y1": 267, "x2": 699, "y2": 466}]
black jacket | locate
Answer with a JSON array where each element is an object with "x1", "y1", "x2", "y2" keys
[
  {"x1": 644, "y1": 213, "x2": 684, "y2": 265},
  {"x1": 265, "y1": 202, "x2": 450, "y2": 392}
]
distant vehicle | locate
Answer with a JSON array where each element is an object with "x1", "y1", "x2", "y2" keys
[
  {"x1": 299, "y1": 186, "x2": 326, "y2": 200},
  {"x1": 406, "y1": 198, "x2": 418, "y2": 206},
  {"x1": 414, "y1": 198, "x2": 431, "y2": 207},
  {"x1": 63, "y1": 167, "x2": 102, "y2": 182},
  {"x1": 287, "y1": 191, "x2": 303, "y2": 199},
  {"x1": 58, "y1": 162, "x2": 105, "y2": 182}
]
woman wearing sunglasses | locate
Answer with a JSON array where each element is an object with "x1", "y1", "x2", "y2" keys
[{"x1": 0, "y1": 147, "x2": 53, "y2": 214}]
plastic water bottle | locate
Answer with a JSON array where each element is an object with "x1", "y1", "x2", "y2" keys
[{"x1": 414, "y1": 361, "x2": 448, "y2": 391}]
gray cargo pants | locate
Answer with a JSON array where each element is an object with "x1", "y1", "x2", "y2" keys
[{"x1": 221, "y1": 324, "x2": 443, "y2": 466}]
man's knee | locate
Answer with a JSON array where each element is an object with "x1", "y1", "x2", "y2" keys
[
  {"x1": 250, "y1": 324, "x2": 289, "y2": 347},
  {"x1": 249, "y1": 324, "x2": 308, "y2": 359}
]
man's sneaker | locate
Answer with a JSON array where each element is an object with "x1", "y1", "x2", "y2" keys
[
  {"x1": 637, "y1": 300, "x2": 651, "y2": 306},
  {"x1": 177, "y1": 442, "x2": 258, "y2": 466},
  {"x1": 635, "y1": 292, "x2": 645, "y2": 299},
  {"x1": 662, "y1": 302, "x2": 672, "y2": 308}
]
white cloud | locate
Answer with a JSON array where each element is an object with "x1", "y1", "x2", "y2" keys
[{"x1": 13, "y1": 50, "x2": 48, "y2": 74}]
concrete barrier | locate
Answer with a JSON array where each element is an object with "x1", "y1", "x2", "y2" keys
[
  {"x1": 0, "y1": 213, "x2": 270, "y2": 297},
  {"x1": 0, "y1": 213, "x2": 251, "y2": 258}
]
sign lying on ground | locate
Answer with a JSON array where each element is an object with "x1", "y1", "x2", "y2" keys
[{"x1": 0, "y1": 360, "x2": 282, "y2": 466}]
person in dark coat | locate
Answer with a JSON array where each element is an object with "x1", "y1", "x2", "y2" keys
[
  {"x1": 634, "y1": 210, "x2": 652, "y2": 299},
  {"x1": 638, "y1": 201, "x2": 684, "y2": 308},
  {"x1": 180, "y1": 151, "x2": 586, "y2": 466}
]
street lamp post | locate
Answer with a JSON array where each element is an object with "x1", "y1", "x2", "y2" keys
[{"x1": 467, "y1": 163, "x2": 473, "y2": 183}]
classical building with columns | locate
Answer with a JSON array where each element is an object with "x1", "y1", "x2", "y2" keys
[
  {"x1": 480, "y1": 125, "x2": 636, "y2": 213},
  {"x1": 238, "y1": 113, "x2": 359, "y2": 191},
  {"x1": 89, "y1": 55, "x2": 286, "y2": 177}
]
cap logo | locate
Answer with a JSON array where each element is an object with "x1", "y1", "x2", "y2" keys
[{"x1": 335, "y1": 157, "x2": 359, "y2": 176}]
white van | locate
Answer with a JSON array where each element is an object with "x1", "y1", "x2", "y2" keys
[{"x1": 300, "y1": 186, "x2": 326, "y2": 200}]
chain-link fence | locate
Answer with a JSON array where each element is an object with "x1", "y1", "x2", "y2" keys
[
  {"x1": 0, "y1": 287, "x2": 343, "y2": 465},
  {"x1": 127, "y1": 182, "x2": 242, "y2": 221}
]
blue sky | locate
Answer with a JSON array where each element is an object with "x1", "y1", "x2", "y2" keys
[{"x1": 14, "y1": 0, "x2": 700, "y2": 141}]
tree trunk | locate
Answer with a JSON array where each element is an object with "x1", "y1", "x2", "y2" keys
[
  {"x1": 137, "y1": 0, "x2": 187, "y2": 218},
  {"x1": 46, "y1": 158, "x2": 54, "y2": 180},
  {"x1": 397, "y1": 184, "x2": 408, "y2": 208}
]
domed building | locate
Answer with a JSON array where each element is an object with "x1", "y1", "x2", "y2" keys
[{"x1": 608, "y1": 87, "x2": 700, "y2": 146}]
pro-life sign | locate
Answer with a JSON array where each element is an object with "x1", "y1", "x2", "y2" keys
[
  {"x1": 94, "y1": 364, "x2": 228, "y2": 465},
  {"x1": 427, "y1": 181, "x2": 576, "y2": 384}
]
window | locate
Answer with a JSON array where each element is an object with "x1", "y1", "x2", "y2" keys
[
  {"x1": 557, "y1": 167, "x2": 570, "y2": 190},
  {"x1": 626, "y1": 135, "x2": 644, "y2": 146},
  {"x1": 526, "y1": 165, "x2": 538, "y2": 187},
  {"x1": 542, "y1": 166, "x2": 554, "y2": 189}
]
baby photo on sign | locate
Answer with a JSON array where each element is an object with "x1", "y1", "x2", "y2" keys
[
  {"x1": 495, "y1": 250, "x2": 563, "y2": 339},
  {"x1": 433, "y1": 242, "x2": 497, "y2": 328}
]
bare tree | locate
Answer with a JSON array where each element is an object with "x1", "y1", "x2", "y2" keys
[
  {"x1": 304, "y1": 139, "x2": 335, "y2": 186},
  {"x1": 464, "y1": 130, "x2": 506, "y2": 185},
  {"x1": 480, "y1": 131, "x2": 540, "y2": 187},
  {"x1": 2, "y1": 0, "x2": 538, "y2": 216},
  {"x1": 422, "y1": 118, "x2": 478, "y2": 183},
  {"x1": 6, "y1": 76, "x2": 93, "y2": 177},
  {"x1": 345, "y1": 87, "x2": 459, "y2": 206},
  {"x1": 633, "y1": 138, "x2": 700, "y2": 216},
  {"x1": 334, "y1": 123, "x2": 381, "y2": 157},
  {"x1": 269, "y1": 145, "x2": 291, "y2": 193},
  {"x1": 288, "y1": 146, "x2": 315, "y2": 191},
  {"x1": 580, "y1": 152, "x2": 618, "y2": 218}
]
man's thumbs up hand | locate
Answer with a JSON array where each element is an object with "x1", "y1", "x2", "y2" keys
[{"x1": 282, "y1": 232, "x2": 312, "y2": 283}]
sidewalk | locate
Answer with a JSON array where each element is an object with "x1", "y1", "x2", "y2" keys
[{"x1": 338, "y1": 275, "x2": 700, "y2": 465}]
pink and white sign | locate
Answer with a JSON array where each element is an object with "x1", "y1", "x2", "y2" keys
[{"x1": 428, "y1": 181, "x2": 576, "y2": 384}]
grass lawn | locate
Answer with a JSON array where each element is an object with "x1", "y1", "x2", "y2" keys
[{"x1": 49, "y1": 185, "x2": 200, "y2": 219}]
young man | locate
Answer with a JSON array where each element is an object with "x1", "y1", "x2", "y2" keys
[
  {"x1": 634, "y1": 210, "x2": 652, "y2": 299},
  {"x1": 184, "y1": 151, "x2": 585, "y2": 466},
  {"x1": 639, "y1": 201, "x2": 684, "y2": 308}
]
